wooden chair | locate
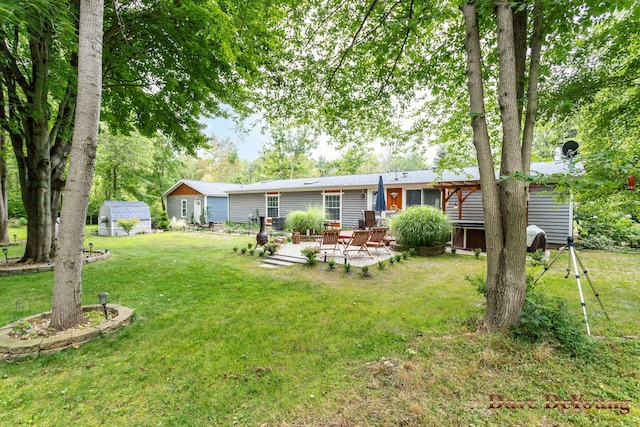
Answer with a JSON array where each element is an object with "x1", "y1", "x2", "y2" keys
[
  {"x1": 366, "y1": 227, "x2": 391, "y2": 255},
  {"x1": 316, "y1": 229, "x2": 343, "y2": 257},
  {"x1": 363, "y1": 210, "x2": 377, "y2": 229},
  {"x1": 344, "y1": 230, "x2": 373, "y2": 260}
]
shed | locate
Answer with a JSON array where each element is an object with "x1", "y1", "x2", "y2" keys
[
  {"x1": 163, "y1": 180, "x2": 242, "y2": 224},
  {"x1": 98, "y1": 201, "x2": 152, "y2": 236}
]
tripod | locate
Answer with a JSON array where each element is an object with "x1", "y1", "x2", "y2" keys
[{"x1": 533, "y1": 236, "x2": 609, "y2": 336}]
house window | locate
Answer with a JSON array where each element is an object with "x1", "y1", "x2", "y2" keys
[
  {"x1": 181, "y1": 199, "x2": 187, "y2": 218},
  {"x1": 406, "y1": 190, "x2": 421, "y2": 207},
  {"x1": 324, "y1": 192, "x2": 341, "y2": 222},
  {"x1": 266, "y1": 194, "x2": 279, "y2": 218}
]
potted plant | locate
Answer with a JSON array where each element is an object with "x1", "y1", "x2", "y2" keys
[{"x1": 389, "y1": 205, "x2": 453, "y2": 256}]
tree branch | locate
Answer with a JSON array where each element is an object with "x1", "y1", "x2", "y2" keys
[
  {"x1": 326, "y1": 0, "x2": 379, "y2": 90},
  {"x1": 376, "y1": 0, "x2": 414, "y2": 98}
]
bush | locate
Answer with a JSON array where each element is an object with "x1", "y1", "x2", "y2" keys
[
  {"x1": 390, "y1": 205, "x2": 453, "y2": 247},
  {"x1": 285, "y1": 205, "x2": 326, "y2": 234},
  {"x1": 512, "y1": 291, "x2": 599, "y2": 359},
  {"x1": 156, "y1": 211, "x2": 170, "y2": 231},
  {"x1": 301, "y1": 247, "x2": 320, "y2": 265},
  {"x1": 117, "y1": 218, "x2": 139, "y2": 235}
]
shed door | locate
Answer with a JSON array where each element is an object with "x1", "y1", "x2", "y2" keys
[{"x1": 194, "y1": 200, "x2": 202, "y2": 224}]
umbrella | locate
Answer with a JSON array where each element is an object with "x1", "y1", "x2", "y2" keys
[{"x1": 374, "y1": 175, "x2": 386, "y2": 213}]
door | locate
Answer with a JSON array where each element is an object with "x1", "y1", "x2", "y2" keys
[
  {"x1": 387, "y1": 188, "x2": 403, "y2": 210},
  {"x1": 194, "y1": 199, "x2": 202, "y2": 224}
]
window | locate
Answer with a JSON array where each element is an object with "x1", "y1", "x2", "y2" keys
[
  {"x1": 324, "y1": 192, "x2": 341, "y2": 222},
  {"x1": 266, "y1": 194, "x2": 279, "y2": 218},
  {"x1": 406, "y1": 190, "x2": 421, "y2": 207},
  {"x1": 181, "y1": 199, "x2": 187, "y2": 218}
]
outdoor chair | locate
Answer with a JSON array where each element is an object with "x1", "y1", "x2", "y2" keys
[
  {"x1": 344, "y1": 230, "x2": 373, "y2": 260},
  {"x1": 363, "y1": 210, "x2": 377, "y2": 229},
  {"x1": 365, "y1": 227, "x2": 391, "y2": 255},
  {"x1": 316, "y1": 229, "x2": 344, "y2": 257}
]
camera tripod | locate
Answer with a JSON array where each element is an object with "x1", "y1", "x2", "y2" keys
[{"x1": 533, "y1": 236, "x2": 609, "y2": 336}]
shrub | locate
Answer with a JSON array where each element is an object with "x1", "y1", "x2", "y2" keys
[
  {"x1": 450, "y1": 247, "x2": 457, "y2": 256},
  {"x1": 473, "y1": 247, "x2": 482, "y2": 258},
  {"x1": 512, "y1": 291, "x2": 599, "y2": 359},
  {"x1": 301, "y1": 247, "x2": 320, "y2": 265},
  {"x1": 156, "y1": 211, "x2": 170, "y2": 231},
  {"x1": 361, "y1": 265, "x2": 370, "y2": 277},
  {"x1": 343, "y1": 263, "x2": 352, "y2": 273},
  {"x1": 169, "y1": 217, "x2": 188, "y2": 231},
  {"x1": 378, "y1": 260, "x2": 385, "y2": 270},
  {"x1": 394, "y1": 254, "x2": 402, "y2": 263},
  {"x1": 285, "y1": 205, "x2": 325, "y2": 234},
  {"x1": 327, "y1": 259, "x2": 336, "y2": 269},
  {"x1": 117, "y1": 218, "x2": 139, "y2": 235},
  {"x1": 390, "y1": 205, "x2": 453, "y2": 247}
]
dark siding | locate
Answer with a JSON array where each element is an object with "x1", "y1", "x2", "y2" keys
[{"x1": 207, "y1": 196, "x2": 229, "y2": 223}]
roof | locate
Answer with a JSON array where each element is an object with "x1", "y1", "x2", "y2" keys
[
  {"x1": 226, "y1": 161, "x2": 581, "y2": 194},
  {"x1": 102, "y1": 201, "x2": 151, "y2": 220},
  {"x1": 163, "y1": 180, "x2": 243, "y2": 197}
]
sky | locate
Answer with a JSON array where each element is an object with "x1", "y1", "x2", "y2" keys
[{"x1": 200, "y1": 115, "x2": 344, "y2": 162}]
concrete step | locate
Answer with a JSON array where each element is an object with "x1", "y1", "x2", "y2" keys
[
  {"x1": 261, "y1": 258, "x2": 296, "y2": 267},
  {"x1": 267, "y1": 254, "x2": 308, "y2": 265}
]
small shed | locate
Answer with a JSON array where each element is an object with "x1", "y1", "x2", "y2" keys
[{"x1": 98, "y1": 201, "x2": 152, "y2": 236}]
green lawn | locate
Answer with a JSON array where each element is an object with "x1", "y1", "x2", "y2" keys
[{"x1": 0, "y1": 231, "x2": 638, "y2": 426}]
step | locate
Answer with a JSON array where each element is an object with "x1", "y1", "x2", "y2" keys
[
  {"x1": 267, "y1": 254, "x2": 308, "y2": 265},
  {"x1": 261, "y1": 258, "x2": 297, "y2": 267}
]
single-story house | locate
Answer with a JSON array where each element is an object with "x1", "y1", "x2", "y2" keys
[
  {"x1": 163, "y1": 180, "x2": 243, "y2": 224},
  {"x1": 98, "y1": 201, "x2": 152, "y2": 236},
  {"x1": 225, "y1": 161, "x2": 577, "y2": 248}
]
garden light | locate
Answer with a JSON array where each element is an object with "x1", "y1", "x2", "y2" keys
[
  {"x1": 13, "y1": 234, "x2": 16, "y2": 242},
  {"x1": 89, "y1": 242, "x2": 94, "y2": 256},
  {"x1": 2, "y1": 247, "x2": 7, "y2": 264},
  {"x1": 97, "y1": 292, "x2": 109, "y2": 319}
]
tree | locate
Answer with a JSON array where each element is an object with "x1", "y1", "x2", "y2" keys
[
  {"x1": 0, "y1": 132, "x2": 8, "y2": 244},
  {"x1": 257, "y1": 127, "x2": 318, "y2": 179},
  {"x1": 50, "y1": 0, "x2": 103, "y2": 331},
  {"x1": 1, "y1": 0, "x2": 287, "y2": 263},
  {"x1": 264, "y1": 0, "x2": 622, "y2": 331}
]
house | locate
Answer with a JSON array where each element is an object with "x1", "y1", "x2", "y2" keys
[
  {"x1": 163, "y1": 180, "x2": 243, "y2": 224},
  {"x1": 98, "y1": 201, "x2": 152, "y2": 236},
  {"x1": 225, "y1": 161, "x2": 576, "y2": 247}
]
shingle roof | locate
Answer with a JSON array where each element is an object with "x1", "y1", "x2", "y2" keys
[
  {"x1": 103, "y1": 201, "x2": 151, "y2": 220},
  {"x1": 163, "y1": 180, "x2": 243, "y2": 197},
  {"x1": 227, "y1": 161, "x2": 580, "y2": 194}
]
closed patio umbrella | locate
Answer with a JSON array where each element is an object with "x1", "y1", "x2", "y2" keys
[{"x1": 375, "y1": 175, "x2": 386, "y2": 214}]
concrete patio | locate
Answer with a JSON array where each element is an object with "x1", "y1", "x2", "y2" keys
[{"x1": 272, "y1": 240, "x2": 399, "y2": 268}]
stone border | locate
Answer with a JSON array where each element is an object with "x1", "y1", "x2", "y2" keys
[
  {"x1": 0, "y1": 250, "x2": 110, "y2": 277},
  {"x1": 0, "y1": 304, "x2": 134, "y2": 362}
]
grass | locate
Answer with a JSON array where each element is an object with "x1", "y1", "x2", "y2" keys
[{"x1": 0, "y1": 230, "x2": 639, "y2": 426}]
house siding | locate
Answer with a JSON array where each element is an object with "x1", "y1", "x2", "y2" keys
[
  {"x1": 342, "y1": 190, "x2": 368, "y2": 229},
  {"x1": 528, "y1": 186, "x2": 570, "y2": 245},
  {"x1": 229, "y1": 193, "x2": 265, "y2": 223}
]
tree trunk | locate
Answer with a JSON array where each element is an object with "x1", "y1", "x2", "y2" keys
[
  {"x1": 0, "y1": 133, "x2": 9, "y2": 245},
  {"x1": 462, "y1": 1, "x2": 529, "y2": 332},
  {"x1": 51, "y1": 0, "x2": 104, "y2": 331}
]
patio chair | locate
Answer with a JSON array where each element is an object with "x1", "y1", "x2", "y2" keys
[
  {"x1": 316, "y1": 229, "x2": 344, "y2": 257},
  {"x1": 365, "y1": 227, "x2": 391, "y2": 255},
  {"x1": 363, "y1": 210, "x2": 377, "y2": 229},
  {"x1": 344, "y1": 230, "x2": 373, "y2": 260}
]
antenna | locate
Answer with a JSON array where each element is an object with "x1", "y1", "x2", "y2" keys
[{"x1": 561, "y1": 140, "x2": 579, "y2": 161}]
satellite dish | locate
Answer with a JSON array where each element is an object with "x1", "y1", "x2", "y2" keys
[{"x1": 562, "y1": 140, "x2": 579, "y2": 160}]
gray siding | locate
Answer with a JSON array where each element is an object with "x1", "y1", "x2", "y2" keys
[
  {"x1": 528, "y1": 186, "x2": 570, "y2": 245},
  {"x1": 446, "y1": 190, "x2": 484, "y2": 222},
  {"x1": 342, "y1": 190, "x2": 368, "y2": 229},
  {"x1": 280, "y1": 191, "x2": 324, "y2": 216},
  {"x1": 445, "y1": 186, "x2": 569, "y2": 245},
  {"x1": 167, "y1": 195, "x2": 198, "y2": 221},
  {"x1": 228, "y1": 193, "x2": 265, "y2": 223}
]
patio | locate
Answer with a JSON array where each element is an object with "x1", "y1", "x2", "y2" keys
[{"x1": 274, "y1": 239, "x2": 398, "y2": 267}]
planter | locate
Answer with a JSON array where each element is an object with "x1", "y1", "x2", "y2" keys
[{"x1": 389, "y1": 242, "x2": 445, "y2": 256}]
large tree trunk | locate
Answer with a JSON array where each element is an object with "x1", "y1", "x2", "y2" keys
[
  {"x1": 0, "y1": 133, "x2": 9, "y2": 245},
  {"x1": 462, "y1": 1, "x2": 533, "y2": 331},
  {"x1": 51, "y1": 0, "x2": 103, "y2": 331}
]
